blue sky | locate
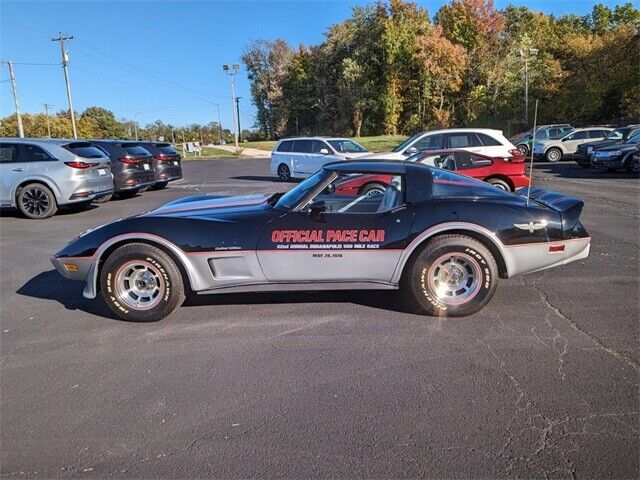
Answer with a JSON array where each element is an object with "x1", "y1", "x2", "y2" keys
[{"x1": 0, "y1": 0, "x2": 626, "y2": 131}]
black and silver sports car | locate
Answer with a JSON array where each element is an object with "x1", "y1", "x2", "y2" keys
[{"x1": 51, "y1": 161, "x2": 591, "y2": 321}]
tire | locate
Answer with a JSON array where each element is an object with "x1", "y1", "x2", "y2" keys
[
  {"x1": 359, "y1": 182, "x2": 387, "y2": 196},
  {"x1": 486, "y1": 178, "x2": 512, "y2": 191},
  {"x1": 100, "y1": 243, "x2": 185, "y2": 322},
  {"x1": 624, "y1": 155, "x2": 639, "y2": 174},
  {"x1": 277, "y1": 163, "x2": 291, "y2": 182},
  {"x1": 516, "y1": 144, "x2": 529, "y2": 156},
  {"x1": 151, "y1": 181, "x2": 169, "y2": 190},
  {"x1": 401, "y1": 234, "x2": 498, "y2": 317},
  {"x1": 16, "y1": 183, "x2": 58, "y2": 219},
  {"x1": 545, "y1": 147, "x2": 562, "y2": 162},
  {"x1": 93, "y1": 194, "x2": 113, "y2": 203}
]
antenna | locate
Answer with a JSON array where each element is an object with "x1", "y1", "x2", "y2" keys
[{"x1": 526, "y1": 99, "x2": 538, "y2": 206}]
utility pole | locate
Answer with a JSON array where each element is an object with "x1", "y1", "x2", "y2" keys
[
  {"x1": 214, "y1": 103, "x2": 223, "y2": 144},
  {"x1": 42, "y1": 103, "x2": 52, "y2": 137},
  {"x1": 517, "y1": 48, "x2": 538, "y2": 125},
  {"x1": 235, "y1": 97, "x2": 242, "y2": 142},
  {"x1": 2, "y1": 61, "x2": 24, "y2": 137},
  {"x1": 222, "y1": 64, "x2": 240, "y2": 149},
  {"x1": 133, "y1": 112, "x2": 141, "y2": 140},
  {"x1": 52, "y1": 33, "x2": 77, "y2": 139}
]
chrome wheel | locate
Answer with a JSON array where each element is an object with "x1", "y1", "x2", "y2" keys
[
  {"x1": 19, "y1": 187, "x2": 50, "y2": 217},
  {"x1": 517, "y1": 144, "x2": 528, "y2": 156},
  {"x1": 546, "y1": 148, "x2": 561, "y2": 162},
  {"x1": 426, "y1": 252, "x2": 482, "y2": 305},
  {"x1": 114, "y1": 260, "x2": 165, "y2": 311}
]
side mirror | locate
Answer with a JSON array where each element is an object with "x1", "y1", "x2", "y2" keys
[
  {"x1": 319, "y1": 148, "x2": 330, "y2": 155},
  {"x1": 308, "y1": 200, "x2": 326, "y2": 219},
  {"x1": 405, "y1": 146, "x2": 418, "y2": 155}
]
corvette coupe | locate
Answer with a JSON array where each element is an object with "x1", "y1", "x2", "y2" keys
[{"x1": 52, "y1": 161, "x2": 591, "y2": 321}]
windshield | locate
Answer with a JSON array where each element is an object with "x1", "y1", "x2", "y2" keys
[
  {"x1": 392, "y1": 133, "x2": 423, "y2": 153},
  {"x1": 328, "y1": 139, "x2": 367, "y2": 153},
  {"x1": 606, "y1": 128, "x2": 629, "y2": 140},
  {"x1": 627, "y1": 133, "x2": 640, "y2": 144},
  {"x1": 275, "y1": 170, "x2": 332, "y2": 209}
]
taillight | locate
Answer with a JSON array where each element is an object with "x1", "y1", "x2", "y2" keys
[
  {"x1": 154, "y1": 155, "x2": 173, "y2": 161},
  {"x1": 64, "y1": 161, "x2": 98, "y2": 169},
  {"x1": 119, "y1": 156, "x2": 141, "y2": 164},
  {"x1": 508, "y1": 149, "x2": 521, "y2": 157}
]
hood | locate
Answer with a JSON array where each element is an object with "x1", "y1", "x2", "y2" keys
[
  {"x1": 595, "y1": 142, "x2": 639, "y2": 153},
  {"x1": 144, "y1": 194, "x2": 273, "y2": 218},
  {"x1": 344, "y1": 152, "x2": 373, "y2": 160},
  {"x1": 359, "y1": 151, "x2": 405, "y2": 160}
]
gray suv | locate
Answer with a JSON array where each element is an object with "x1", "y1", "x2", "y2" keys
[{"x1": 0, "y1": 138, "x2": 114, "y2": 219}]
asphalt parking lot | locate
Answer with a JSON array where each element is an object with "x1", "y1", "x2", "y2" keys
[{"x1": 1, "y1": 158, "x2": 638, "y2": 478}]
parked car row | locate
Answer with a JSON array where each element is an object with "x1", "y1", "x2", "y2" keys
[
  {"x1": 575, "y1": 125, "x2": 640, "y2": 173},
  {"x1": 0, "y1": 138, "x2": 183, "y2": 219},
  {"x1": 271, "y1": 129, "x2": 525, "y2": 190}
]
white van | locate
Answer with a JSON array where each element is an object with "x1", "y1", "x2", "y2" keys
[{"x1": 270, "y1": 137, "x2": 369, "y2": 181}]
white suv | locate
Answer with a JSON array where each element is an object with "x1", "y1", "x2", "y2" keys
[
  {"x1": 363, "y1": 128, "x2": 519, "y2": 160},
  {"x1": 271, "y1": 137, "x2": 369, "y2": 181}
]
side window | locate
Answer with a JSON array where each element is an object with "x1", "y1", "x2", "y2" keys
[
  {"x1": 277, "y1": 141, "x2": 292, "y2": 152},
  {"x1": 547, "y1": 128, "x2": 560, "y2": 138},
  {"x1": 20, "y1": 144, "x2": 55, "y2": 162},
  {"x1": 311, "y1": 140, "x2": 329, "y2": 154},
  {"x1": 446, "y1": 133, "x2": 471, "y2": 148},
  {"x1": 413, "y1": 134, "x2": 443, "y2": 151},
  {"x1": 454, "y1": 151, "x2": 474, "y2": 169},
  {"x1": 476, "y1": 133, "x2": 501, "y2": 146},
  {"x1": 293, "y1": 140, "x2": 313, "y2": 153},
  {"x1": 594, "y1": 130, "x2": 608, "y2": 138},
  {"x1": 0, "y1": 143, "x2": 19, "y2": 163},
  {"x1": 311, "y1": 173, "x2": 404, "y2": 214},
  {"x1": 431, "y1": 169, "x2": 510, "y2": 198}
]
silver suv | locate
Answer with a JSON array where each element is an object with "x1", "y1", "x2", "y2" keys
[{"x1": 0, "y1": 138, "x2": 114, "y2": 219}]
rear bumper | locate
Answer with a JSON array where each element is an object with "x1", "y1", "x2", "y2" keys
[
  {"x1": 510, "y1": 174, "x2": 530, "y2": 189},
  {"x1": 68, "y1": 187, "x2": 115, "y2": 203},
  {"x1": 503, "y1": 237, "x2": 591, "y2": 277}
]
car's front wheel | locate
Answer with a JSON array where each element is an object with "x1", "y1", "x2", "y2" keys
[
  {"x1": 277, "y1": 163, "x2": 291, "y2": 182},
  {"x1": 100, "y1": 243, "x2": 185, "y2": 322},
  {"x1": 16, "y1": 183, "x2": 58, "y2": 219},
  {"x1": 545, "y1": 147, "x2": 562, "y2": 162},
  {"x1": 402, "y1": 234, "x2": 498, "y2": 317},
  {"x1": 625, "y1": 154, "x2": 639, "y2": 174}
]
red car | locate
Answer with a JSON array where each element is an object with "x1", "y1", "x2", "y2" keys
[{"x1": 335, "y1": 149, "x2": 529, "y2": 195}]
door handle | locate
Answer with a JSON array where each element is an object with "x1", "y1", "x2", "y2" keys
[{"x1": 12, "y1": 168, "x2": 24, "y2": 172}]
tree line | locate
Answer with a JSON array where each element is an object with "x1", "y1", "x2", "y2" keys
[
  {"x1": 242, "y1": 0, "x2": 640, "y2": 139},
  {"x1": 0, "y1": 106, "x2": 241, "y2": 143}
]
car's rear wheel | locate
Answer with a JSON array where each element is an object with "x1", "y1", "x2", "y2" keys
[
  {"x1": 486, "y1": 178, "x2": 512, "y2": 191},
  {"x1": 402, "y1": 234, "x2": 498, "y2": 317},
  {"x1": 16, "y1": 183, "x2": 58, "y2": 219},
  {"x1": 277, "y1": 164, "x2": 291, "y2": 182},
  {"x1": 517, "y1": 144, "x2": 529, "y2": 156},
  {"x1": 100, "y1": 243, "x2": 185, "y2": 322},
  {"x1": 545, "y1": 147, "x2": 562, "y2": 162},
  {"x1": 359, "y1": 182, "x2": 387, "y2": 196}
]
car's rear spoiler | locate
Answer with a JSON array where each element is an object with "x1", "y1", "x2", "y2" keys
[{"x1": 519, "y1": 187, "x2": 585, "y2": 233}]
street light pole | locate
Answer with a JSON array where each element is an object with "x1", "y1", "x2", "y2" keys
[
  {"x1": 235, "y1": 97, "x2": 242, "y2": 142},
  {"x1": 216, "y1": 103, "x2": 223, "y2": 144},
  {"x1": 42, "y1": 103, "x2": 52, "y2": 137},
  {"x1": 517, "y1": 48, "x2": 538, "y2": 125},
  {"x1": 133, "y1": 112, "x2": 141, "y2": 140},
  {"x1": 223, "y1": 64, "x2": 240, "y2": 149}
]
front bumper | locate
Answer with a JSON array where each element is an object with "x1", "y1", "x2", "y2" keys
[{"x1": 591, "y1": 156, "x2": 623, "y2": 170}]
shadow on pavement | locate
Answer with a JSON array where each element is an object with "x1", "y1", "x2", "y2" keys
[
  {"x1": 17, "y1": 270, "x2": 119, "y2": 320},
  {"x1": 18, "y1": 270, "x2": 409, "y2": 321},
  {"x1": 0, "y1": 204, "x2": 100, "y2": 218},
  {"x1": 533, "y1": 161, "x2": 638, "y2": 180}
]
